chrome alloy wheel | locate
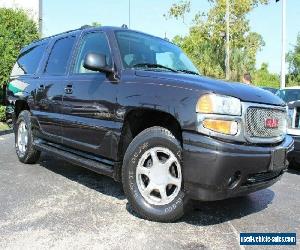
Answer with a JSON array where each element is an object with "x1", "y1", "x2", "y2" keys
[
  {"x1": 136, "y1": 147, "x2": 182, "y2": 206},
  {"x1": 17, "y1": 121, "x2": 28, "y2": 155}
]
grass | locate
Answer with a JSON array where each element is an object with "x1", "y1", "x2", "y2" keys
[{"x1": 0, "y1": 122, "x2": 9, "y2": 131}]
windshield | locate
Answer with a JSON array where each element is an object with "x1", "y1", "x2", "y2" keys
[
  {"x1": 276, "y1": 89, "x2": 300, "y2": 103},
  {"x1": 115, "y1": 31, "x2": 199, "y2": 74}
]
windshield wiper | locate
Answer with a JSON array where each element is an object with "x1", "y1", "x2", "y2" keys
[
  {"x1": 177, "y1": 69, "x2": 200, "y2": 75},
  {"x1": 132, "y1": 63, "x2": 178, "y2": 73}
]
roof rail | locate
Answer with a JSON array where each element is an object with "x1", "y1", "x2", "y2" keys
[
  {"x1": 33, "y1": 27, "x2": 82, "y2": 44},
  {"x1": 80, "y1": 25, "x2": 92, "y2": 29}
]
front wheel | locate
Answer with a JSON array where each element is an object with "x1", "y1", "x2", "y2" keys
[{"x1": 122, "y1": 126, "x2": 187, "y2": 222}]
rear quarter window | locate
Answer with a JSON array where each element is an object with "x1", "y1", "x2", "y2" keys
[{"x1": 11, "y1": 43, "x2": 47, "y2": 76}]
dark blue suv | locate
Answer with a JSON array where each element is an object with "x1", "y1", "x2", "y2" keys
[{"x1": 6, "y1": 26, "x2": 293, "y2": 222}]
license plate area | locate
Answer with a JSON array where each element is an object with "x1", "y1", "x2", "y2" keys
[{"x1": 270, "y1": 148, "x2": 286, "y2": 171}]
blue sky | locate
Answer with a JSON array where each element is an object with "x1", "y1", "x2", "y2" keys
[{"x1": 43, "y1": 0, "x2": 300, "y2": 74}]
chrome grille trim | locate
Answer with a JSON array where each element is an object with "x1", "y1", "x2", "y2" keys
[
  {"x1": 243, "y1": 103, "x2": 287, "y2": 143},
  {"x1": 246, "y1": 108, "x2": 286, "y2": 137}
]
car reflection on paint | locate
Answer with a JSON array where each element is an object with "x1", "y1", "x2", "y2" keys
[{"x1": 276, "y1": 87, "x2": 300, "y2": 168}]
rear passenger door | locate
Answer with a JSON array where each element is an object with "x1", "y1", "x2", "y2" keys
[
  {"x1": 34, "y1": 35, "x2": 76, "y2": 143},
  {"x1": 61, "y1": 31, "x2": 119, "y2": 159}
]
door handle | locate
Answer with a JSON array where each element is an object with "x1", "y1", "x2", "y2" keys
[
  {"x1": 65, "y1": 85, "x2": 73, "y2": 94},
  {"x1": 37, "y1": 84, "x2": 45, "y2": 93},
  {"x1": 38, "y1": 84, "x2": 45, "y2": 90}
]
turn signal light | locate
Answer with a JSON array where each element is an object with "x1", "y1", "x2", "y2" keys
[{"x1": 203, "y1": 119, "x2": 238, "y2": 135}]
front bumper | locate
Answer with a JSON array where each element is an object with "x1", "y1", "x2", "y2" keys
[{"x1": 182, "y1": 132, "x2": 294, "y2": 201}]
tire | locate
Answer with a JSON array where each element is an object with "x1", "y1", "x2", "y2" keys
[
  {"x1": 15, "y1": 110, "x2": 41, "y2": 164},
  {"x1": 122, "y1": 126, "x2": 188, "y2": 222}
]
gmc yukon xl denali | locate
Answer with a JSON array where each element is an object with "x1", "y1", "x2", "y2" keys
[{"x1": 6, "y1": 26, "x2": 294, "y2": 222}]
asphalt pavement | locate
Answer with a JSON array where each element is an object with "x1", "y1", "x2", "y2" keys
[{"x1": 0, "y1": 133, "x2": 299, "y2": 249}]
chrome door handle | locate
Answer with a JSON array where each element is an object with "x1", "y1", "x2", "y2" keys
[{"x1": 64, "y1": 85, "x2": 73, "y2": 94}]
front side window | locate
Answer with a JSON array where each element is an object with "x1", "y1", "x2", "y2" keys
[
  {"x1": 12, "y1": 43, "x2": 46, "y2": 76},
  {"x1": 115, "y1": 31, "x2": 199, "y2": 75},
  {"x1": 45, "y1": 36, "x2": 76, "y2": 75},
  {"x1": 74, "y1": 32, "x2": 111, "y2": 74}
]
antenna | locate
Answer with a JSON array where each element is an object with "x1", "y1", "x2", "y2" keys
[
  {"x1": 129, "y1": 0, "x2": 131, "y2": 28},
  {"x1": 39, "y1": 0, "x2": 43, "y2": 37}
]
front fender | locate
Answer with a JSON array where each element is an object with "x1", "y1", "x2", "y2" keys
[{"x1": 118, "y1": 80, "x2": 202, "y2": 131}]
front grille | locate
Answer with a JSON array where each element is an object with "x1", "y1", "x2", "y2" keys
[
  {"x1": 243, "y1": 170, "x2": 282, "y2": 185},
  {"x1": 245, "y1": 107, "x2": 286, "y2": 139}
]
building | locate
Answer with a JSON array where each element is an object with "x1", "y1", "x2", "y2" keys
[{"x1": 0, "y1": 0, "x2": 42, "y2": 35}]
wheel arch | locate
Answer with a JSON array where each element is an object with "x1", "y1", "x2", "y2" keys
[
  {"x1": 14, "y1": 100, "x2": 30, "y2": 119},
  {"x1": 117, "y1": 108, "x2": 183, "y2": 162}
]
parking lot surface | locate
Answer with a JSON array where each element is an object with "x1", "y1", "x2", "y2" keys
[{"x1": 0, "y1": 133, "x2": 299, "y2": 249}]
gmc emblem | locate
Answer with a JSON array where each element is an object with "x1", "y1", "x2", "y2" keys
[{"x1": 264, "y1": 118, "x2": 279, "y2": 128}]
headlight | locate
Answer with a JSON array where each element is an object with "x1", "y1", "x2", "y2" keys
[{"x1": 196, "y1": 93, "x2": 241, "y2": 116}]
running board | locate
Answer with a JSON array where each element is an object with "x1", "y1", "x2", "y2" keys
[{"x1": 33, "y1": 140, "x2": 114, "y2": 178}]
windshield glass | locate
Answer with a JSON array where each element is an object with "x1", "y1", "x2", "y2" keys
[
  {"x1": 115, "y1": 31, "x2": 199, "y2": 74},
  {"x1": 276, "y1": 89, "x2": 300, "y2": 103}
]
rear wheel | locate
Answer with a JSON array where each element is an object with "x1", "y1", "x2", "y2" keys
[
  {"x1": 15, "y1": 110, "x2": 40, "y2": 164},
  {"x1": 122, "y1": 126, "x2": 187, "y2": 222}
]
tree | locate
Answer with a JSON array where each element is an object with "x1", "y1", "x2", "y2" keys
[
  {"x1": 287, "y1": 33, "x2": 300, "y2": 86},
  {"x1": 165, "y1": 0, "x2": 268, "y2": 81},
  {"x1": 252, "y1": 63, "x2": 280, "y2": 88},
  {"x1": 91, "y1": 22, "x2": 102, "y2": 27},
  {"x1": 0, "y1": 8, "x2": 39, "y2": 88}
]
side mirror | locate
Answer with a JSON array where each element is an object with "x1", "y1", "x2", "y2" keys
[{"x1": 83, "y1": 53, "x2": 113, "y2": 73}]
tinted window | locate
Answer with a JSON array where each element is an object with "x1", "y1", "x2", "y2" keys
[
  {"x1": 276, "y1": 89, "x2": 300, "y2": 103},
  {"x1": 74, "y1": 32, "x2": 111, "y2": 73},
  {"x1": 45, "y1": 36, "x2": 76, "y2": 75},
  {"x1": 12, "y1": 44, "x2": 46, "y2": 75}
]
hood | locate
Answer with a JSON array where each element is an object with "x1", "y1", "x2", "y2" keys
[{"x1": 135, "y1": 71, "x2": 285, "y2": 106}]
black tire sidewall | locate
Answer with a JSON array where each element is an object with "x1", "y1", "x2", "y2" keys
[
  {"x1": 122, "y1": 127, "x2": 186, "y2": 221},
  {"x1": 15, "y1": 111, "x2": 35, "y2": 163}
]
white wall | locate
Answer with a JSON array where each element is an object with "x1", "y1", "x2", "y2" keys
[{"x1": 0, "y1": 0, "x2": 40, "y2": 24}]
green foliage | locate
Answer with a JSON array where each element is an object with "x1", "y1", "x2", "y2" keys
[
  {"x1": 0, "y1": 120, "x2": 9, "y2": 131},
  {"x1": 166, "y1": 0, "x2": 268, "y2": 82},
  {"x1": 287, "y1": 33, "x2": 300, "y2": 86},
  {"x1": 0, "y1": 8, "x2": 39, "y2": 88},
  {"x1": 164, "y1": 0, "x2": 191, "y2": 23},
  {"x1": 253, "y1": 63, "x2": 280, "y2": 88},
  {"x1": 91, "y1": 22, "x2": 101, "y2": 27},
  {"x1": 0, "y1": 106, "x2": 6, "y2": 122}
]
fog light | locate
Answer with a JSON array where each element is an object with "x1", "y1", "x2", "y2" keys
[
  {"x1": 203, "y1": 119, "x2": 238, "y2": 135},
  {"x1": 228, "y1": 171, "x2": 241, "y2": 189}
]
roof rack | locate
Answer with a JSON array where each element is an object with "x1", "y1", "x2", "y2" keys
[{"x1": 80, "y1": 25, "x2": 93, "y2": 29}]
